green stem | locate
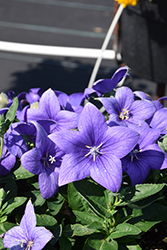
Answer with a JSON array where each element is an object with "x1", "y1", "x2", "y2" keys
[{"x1": 0, "y1": 136, "x2": 4, "y2": 160}]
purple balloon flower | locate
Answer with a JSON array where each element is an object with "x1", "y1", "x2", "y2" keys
[
  {"x1": 0, "y1": 145, "x2": 16, "y2": 175},
  {"x1": 52, "y1": 103, "x2": 139, "y2": 192},
  {"x1": 4, "y1": 122, "x2": 36, "y2": 158},
  {"x1": 92, "y1": 66, "x2": 129, "y2": 95},
  {"x1": 3, "y1": 199, "x2": 53, "y2": 250},
  {"x1": 121, "y1": 126, "x2": 165, "y2": 186},
  {"x1": 98, "y1": 86, "x2": 156, "y2": 127},
  {"x1": 26, "y1": 88, "x2": 78, "y2": 133},
  {"x1": 21, "y1": 122, "x2": 64, "y2": 199}
]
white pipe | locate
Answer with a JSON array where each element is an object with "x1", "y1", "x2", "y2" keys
[
  {"x1": 88, "y1": 4, "x2": 124, "y2": 88},
  {"x1": 0, "y1": 41, "x2": 115, "y2": 59}
]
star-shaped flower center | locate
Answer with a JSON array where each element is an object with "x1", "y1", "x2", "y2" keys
[
  {"x1": 42, "y1": 152, "x2": 56, "y2": 168},
  {"x1": 119, "y1": 108, "x2": 129, "y2": 120},
  {"x1": 85, "y1": 142, "x2": 104, "y2": 161},
  {"x1": 20, "y1": 239, "x2": 34, "y2": 250}
]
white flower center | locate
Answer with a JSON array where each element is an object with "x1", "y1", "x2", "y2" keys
[{"x1": 85, "y1": 142, "x2": 104, "y2": 161}]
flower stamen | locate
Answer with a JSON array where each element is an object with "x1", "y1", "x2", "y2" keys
[
  {"x1": 85, "y1": 142, "x2": 104, "y2": 161},
  {"x1": 119, "y1": 108, "x2": 129, "y2": 120}
]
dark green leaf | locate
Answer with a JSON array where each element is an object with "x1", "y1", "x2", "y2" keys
[
  {"x1": 108, "y1": 223, "x2": 141, "y2": 239},
  {"x1": 63, "y1": 224, "x2": 96, "y2": 237},
  {"x1": 36, "y1": 214, "x2": 58, "y2": 230},
  {"x1": 73, "y1": 179, "x2": 111, "y2": 218},
  {"x1": 73, "y1": 210, "x2": 104, "y2": 227},
  {"x1": 120, "y1": 183, "x2": 166, "y2": 206},
  {"x1": 47, "y1": 193, "x2": 65, "y2": 216},
  {"x1": 83, "y1": 233, "x2": 118, "y2": 250},
  {"x1": 59, "y1": 235, "x2": 72, "y2": 250},
  {"x1": 1, "y1": 197, "x2": 27, "y2": 215}
]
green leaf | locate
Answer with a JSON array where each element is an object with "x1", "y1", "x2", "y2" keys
[
  {"x1": 108, "y1": 223, "x2": 141, "y2": 239},
  {"x1": 36, "y1": 214, "x2": 58, "y2": 230},
  {"x1": 63, "y1": 224, "x2": 96, "y2": 237},
  {"x1": 73, "y1": 210, "x2": 104, "y2": 227},
  {"x1": 5, "y1": 97, "x2": 18, "y2": 123},
  {"x1": 3, "y1": 180, "x2": 17, "y2": 203},
  {"x1": 0, "y1": 238, "x2": 7, "y2": 250},
  {"x1": 1, "y1": 197, "x2": 27, "y2": 215},
  {"x1": 131, "y1": 203, "x2": 167, "y2": 232},
  {"x1": 47, "y1": 193, "x2": 65, "y2": 216},
  {"x1": 120, "y1": 183, "x2": 166, "y2": 206},
  {"x1": 24, "y1": 190, "x2": 45, "y2": 209},
  {"x1": 14, "y1": 164, "x2": 35, "y2": 179},
  {"x1": 0, "y1": 222, "x2": 16, "y2": 233},
  {"x1": 83, "y1": 233, "x2": 118, "y2": 250},
  {"x1": 73, "y1": 179, "x2": 111, "y2": 218},
  {"x1": 68, "y1": 182, "x2": 95, "y2": 215},
  {"x1": 59, "y1": 235, "x2": 72, "y2": 250}
]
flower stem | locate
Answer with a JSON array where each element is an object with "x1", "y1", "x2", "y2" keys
[
  {"x1": 0, "y1": 136, "x2": 4, "y2": 160},
  {"x1": 87, "y1": 4, "x2": 124, "y2": 89}
]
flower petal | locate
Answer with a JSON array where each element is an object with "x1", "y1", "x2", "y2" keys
[
  {"x1": 30, "y1": 226, "x2": 53, "y2": 250},
  {"x1": 20, "y1": 200, "x2": 36, "y2": 240},
  {"x1": 58, "y1": 153, "x2": 91, "y2": 186},
  {"x1": 90, "y1": 155, "x2": 122, "y2": 192},
  {"x1": 3, "y1": 226, "x2": 25, "y2": 248},
  {"x1": 38, "y1": 171, "x2": 59, "y2": 199}
]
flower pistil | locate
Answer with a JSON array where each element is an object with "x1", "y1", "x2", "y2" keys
[{"x1": 85, "y1": 142, "x2": 104, "y2": 161}]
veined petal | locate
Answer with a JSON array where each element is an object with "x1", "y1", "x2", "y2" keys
[
  {"x1": 30, "y1": 227, "x2": 53, "y2": 250},
  {"x1": 38, "y1": 88, "x2": 60, "y2": 119},
  {"x1": 130, "y1": 100, "x2": 156, "y2": 120},
  {"x1": 141, "y1": 145, "x2": 165, "y2": 170},
  {"x1": 115, "y1": 86, "x2": 134, "y2": 109},
  {"x1": 55, "y1": 110, "x2": 78, "y2": 131},
  {"x1": 97, "y1": 97, "x2": 120, "y2": 115},
  {"x1": 90, "y1": 155, "x2": 122, "y2": 192},
  {"x1": 102, "y1": 126, "x2": 139, "y2": 158},
  {"x1": 58, "y1": 153, "x2": 91, "y2": 186},
  {"x1": 150, "y1": 108, "x2": 167, "y2": 131},
  {"x1": 50, "y1": 130, "x2": 86, "y2": 154},
  {"x1": 21, "y1": 148, "x2": 43, "y2": 175},
  {"x1": 38, "y1": 171, "x2": 59, "y2": 199},
  {"x1": 124, "y1": 158, "x2": 150, "y2": 186},
  {"x1": 3, "y1": 226, "x2": 25, "y2": 248},
  {"x1": 20, "y1": 200, "x2": 36, "y2": 240},
  {"x1": 78, "y1": 103, "x2": 108, "y2": 144}
]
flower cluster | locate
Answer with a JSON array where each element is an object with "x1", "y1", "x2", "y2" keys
[
  {"x1": 0, "y1": 66, "x2": 166, "y2": 199},
  {"x1": 1, "y1": 66, "x2": 167, "y2": 249}
]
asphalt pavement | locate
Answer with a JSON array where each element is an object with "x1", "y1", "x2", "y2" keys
[{"x1": 0, "y1": 0, "x2": 158, "y2": 98}]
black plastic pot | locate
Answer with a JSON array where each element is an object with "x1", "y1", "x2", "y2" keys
[{"x1": 120, "y1": 0, "x2": 167, "y2": 84}]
